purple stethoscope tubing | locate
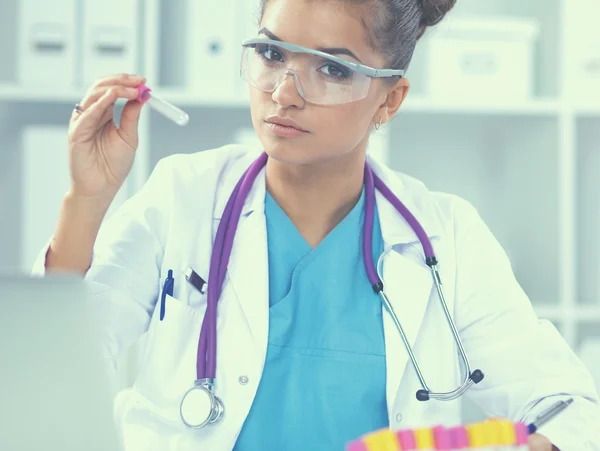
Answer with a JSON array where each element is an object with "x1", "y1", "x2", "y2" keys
[{"x1": 197, "y1": 153, "x2": 268, "y2": 379}]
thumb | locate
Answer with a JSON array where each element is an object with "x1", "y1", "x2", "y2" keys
[{"x1": 119, "y1": 99, "x2": 144, "y2": 141}]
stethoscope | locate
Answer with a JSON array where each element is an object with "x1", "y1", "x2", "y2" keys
[{"x1": 179, "y1": 152, "x2": 485, "y2": 429}]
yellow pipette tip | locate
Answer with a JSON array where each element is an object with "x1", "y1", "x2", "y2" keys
[
  {"x1": 414, "y1": 427, "x2": 434, "y2": 449},
  {"x1": 467, "y1": 422, "x2": 487, "y2": 447},
  {"x1": 363, "y1": 428, "x2": 401, "y2": 451}
]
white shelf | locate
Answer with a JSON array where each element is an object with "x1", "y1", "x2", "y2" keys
[
  {"x1": 575, "y1": 105, "x2": 600, "y2": 117},
  {"x1": 400, "y1": 97, "x2": 561, "y2": 116},
  {"x1": 0, "y1": 84, "x2": 591, "y2": 119},
  {"x1": 534, "y1": 305, "x2": 600, "y2": 322},
  {"x1": 157, "y1": 88, "x2": 250, "y2": 109},
  {"x1": 534, "y1": 305, "x2": 564, "y2": 320},
  {"x1": 0, "y1": 80, "x2": 564, "y2": 115},
  {"x1": 140, "y1": 88, "x2": 564, "y2": 116},
  {"x1": 573, "y1": 306, "x2": 600, "y2": 321},
  {"x1": 0, "y1": 83, "x2": 82, "y2": 103}
]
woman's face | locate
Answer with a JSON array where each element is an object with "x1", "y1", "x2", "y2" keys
[{"x1": 248, "y1": 0, "x2": 409, "y2": 167}]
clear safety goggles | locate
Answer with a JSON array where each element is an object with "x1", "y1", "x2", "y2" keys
[{"x1": 240, "y1": 38, "x2": 405, "y2": 106}]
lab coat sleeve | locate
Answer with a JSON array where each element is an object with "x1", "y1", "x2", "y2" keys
[
  {"x1": 30, "y1": 157, "x2": 174, "y2": 366},
  {"x1": 452, "y1": 197, "x2": 600, "y2": 451}
]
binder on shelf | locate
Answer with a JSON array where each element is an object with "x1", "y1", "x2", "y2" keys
[
  {"x1": 17, "y1": 0, "x2": 77, "y2": 87},
  {"x1": 20, "y1": 125, "x2": 130, "y2": 272},
  {"x1": 235, "y1": 0, "x2": 262, "y2": 100},
  {"x1": 82, "y1": 0, "x2": 141, "y2": 85},
  {"x1": 565, "y1": 0, "x2": 600, "y2": 104},
  {"x1": 426, "y1": 17, "x2": 540, "y2": 103},
  {"x1": 187, "y1": 0, "x2": 240, "y2": 101},
  {"x1": 21, "y1": 126, "x2": 70, "y2": 272}
]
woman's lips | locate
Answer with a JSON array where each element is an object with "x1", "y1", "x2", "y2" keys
[{"x1": 265, "y1": 121, "x2": 309, "y2": 138}]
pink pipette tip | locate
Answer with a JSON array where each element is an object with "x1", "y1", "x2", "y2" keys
[
  {"x1": 345, "y1": 439, "x2": 369, "y2": 451},
  {"x1": 396, "y1": 429, "x2": 417, "y2": 450},
  {"x1": 514, "y1": 422, "x2": 529, "y2": 445},
  {"x1": 449, "y1": 426, "x2": 469, "y2": 449},
  {"x1": 433, "y1": 425, "x2": 452, "y2": 450}
]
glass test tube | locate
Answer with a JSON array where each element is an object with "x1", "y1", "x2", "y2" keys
[{"x1": 137, "y1": 84, "x2": 189, "y2": 126}]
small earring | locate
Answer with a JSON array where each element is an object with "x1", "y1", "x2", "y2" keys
[{"x1": 374, "y1": 118, "x2": 383, "y2": 130}]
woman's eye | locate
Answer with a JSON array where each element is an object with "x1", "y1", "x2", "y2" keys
[
  {"x1": 256, "y1": 45, "x2": 284, "y2": 62},
  {"x1": 319, "y1": 63, "x2": 350, "y2": 79}
]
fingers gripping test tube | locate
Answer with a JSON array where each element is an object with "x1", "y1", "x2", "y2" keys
[{"x1": 137, "y1": 84, "x2": 189, "y2": 126}]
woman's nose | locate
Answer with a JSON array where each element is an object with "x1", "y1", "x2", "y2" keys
[{"x1": 272, "y1": 70, "x2": 305, "y2": 108}]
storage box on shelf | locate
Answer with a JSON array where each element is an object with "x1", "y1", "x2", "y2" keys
[
  {"x1": 575, "y1": 118, "x2": 600, "y2": 306},
  {"x1": 426, "y1": 17, "x2": 540, "y2": 104},
  {"x1": 564, "y1": 0, "x2": 600, "y2": 109},
  {"x1": 157, "y1": 0, "x2": 260, "y2": 102},
  {"x1": 15, "y1": 0, "x2": 142, "y2": 90},
  {"x1": 81, "y1": 0, "x2": 141, "y2": 85},
  {"x1": 17, "y1": 0, "x2": 78, "y2": 88}
]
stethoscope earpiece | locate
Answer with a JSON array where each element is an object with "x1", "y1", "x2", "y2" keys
[
  {"x1": 470, "y1": 369, "x2": 485, "y2": 384},
  {"x1": 416, "y1": 390, "x2": 430, "y2": 401}
]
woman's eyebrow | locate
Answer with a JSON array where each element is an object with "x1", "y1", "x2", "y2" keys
[{"x1": 258, "y1": 27, "x2": 363, "y2": 63}]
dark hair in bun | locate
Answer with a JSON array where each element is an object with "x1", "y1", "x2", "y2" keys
[
  {"x1": 418, "y1": 0, "x2": 457, "y2": 37},
  {"x1": 259, "y1": 0, "x2": 457, "y2": 77}
]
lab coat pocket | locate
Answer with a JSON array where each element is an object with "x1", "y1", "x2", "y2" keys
[{"x1": 134, "y1": 295, "x2": 206, "y2": 421}]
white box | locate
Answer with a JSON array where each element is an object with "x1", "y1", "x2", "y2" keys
[
  {"x1": 82, "y1": 0, "x2": 140, "y2": 84},
  {"x1": 564, "y1": 0, "x2": 600, "y2": 105},
  {"x1": 17, "y1": 0, "x2": 77, "y2": 87},
  {"x1": 188, "y1": 0, "x2": 239, "y2": 100},
  {"x1": 572, "y1": 41, "x2": 600, "y2": 103},
  {"x1": 426, "y1": 17, "x2": 540, "y2": 103},
  {"x1": 235, "y1": 0, "x2": 262, "y2": 100}
]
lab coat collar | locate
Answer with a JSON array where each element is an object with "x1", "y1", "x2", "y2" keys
[
  {"x1": 366, "y1": 152, "x2": 441, "y2": 247},
  {"x1": 212, "y1": 148, "x2": 442, "y2": 246},
  {"x1": 212, "y1": 148, "x2": 266, "y2": 221}
]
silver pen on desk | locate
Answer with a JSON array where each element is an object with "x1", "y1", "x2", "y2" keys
[{"x1": 527, "y1": 398, "x2": 574, "y2": 434}]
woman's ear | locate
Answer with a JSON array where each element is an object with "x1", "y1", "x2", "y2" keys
[{"x1": 376, "y1": 77, "x2": 410, "y2": 124}]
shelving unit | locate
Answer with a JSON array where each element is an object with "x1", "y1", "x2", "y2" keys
[
  {"x1": 0, "y1": 83, "x2": 568, "y2": 115},
  {"x1": 2, "y1": 0, "x2": 600, "y2": 395}
]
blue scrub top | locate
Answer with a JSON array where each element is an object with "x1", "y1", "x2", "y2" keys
[{"x1": 234, "y1": 188, "x2": 388, "y2": 450}]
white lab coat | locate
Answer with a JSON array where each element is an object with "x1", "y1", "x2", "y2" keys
[{"x1": 33, "y1": 144, "x2": 600, "y2": 450}]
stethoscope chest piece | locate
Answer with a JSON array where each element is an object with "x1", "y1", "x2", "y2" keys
[{"x1": 180, "y1": 378, "x2": 224, "y2": 428}]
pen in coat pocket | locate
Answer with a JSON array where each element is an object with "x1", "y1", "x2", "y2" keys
[
  {"x1": 527, "y1": 397, "x2": 573, "y2": 434},
  {"x1": 160, "y1": 269, "x2": 174, "y2": 321}
]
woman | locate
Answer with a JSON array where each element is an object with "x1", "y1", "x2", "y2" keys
[{"x1": 35, "y1": 0, "x2": 599, "y2": 449}]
